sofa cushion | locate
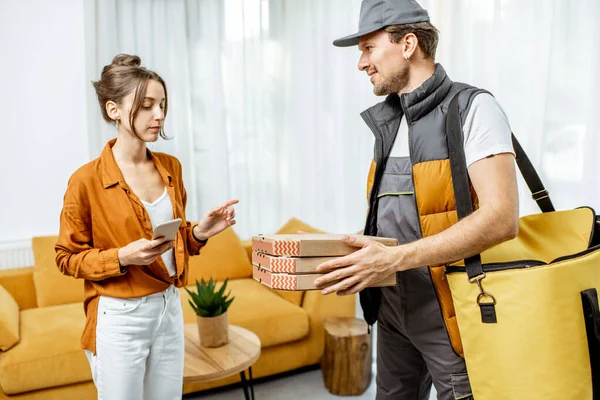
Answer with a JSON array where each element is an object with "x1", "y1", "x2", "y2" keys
[
  {"x1": 0, "y1": 267, "x2": 38, "y2": 310},
  {"x1": 0, "y1": 285, "x2": 19, "y2": 351},
  {"x1": 271, "y1": 218, "x2": 325, "y2": 306},
  {"x1": 32, "y1": 236, "x2": 84, "y2": 307},
  {"x1": 0, "y1": 303, "x2": 90, "y2": 395},
  {"x1": 180, "y1": 278, "x2": 309, "y2": 348},
  {"x1": 187, "y1": 227, "x2": 252, "y2": 284}
]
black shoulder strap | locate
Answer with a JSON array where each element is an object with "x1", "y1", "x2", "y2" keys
[
  {"x1": 446, "y1": 93, "x2": 483, "y2": 280},
  {"x1": 446, "y1": 92, "x2": 555, "y2": 280},
  {"x1": 511, "y1": 135, "x2": 555, "y2": 212}
]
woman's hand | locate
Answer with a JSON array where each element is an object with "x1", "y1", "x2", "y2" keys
[
  {"x1": 118, "y1": 237, "x2": 174, "y2": 267},
  {"x1": 193, "y1": 199, "x2": 239, "y2": 241}
]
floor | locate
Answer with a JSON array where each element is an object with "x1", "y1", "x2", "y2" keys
[{"x1": 184, "y1": 365, "x2": 438, "y2": 399}]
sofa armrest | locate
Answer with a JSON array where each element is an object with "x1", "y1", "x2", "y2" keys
[
  {"x1": 301, "y1": 291, "x2": 356, "y2": 364},
  {"x1": 0, "y1": 284, "x2": 20, "y2": 351},
  {"x1": 0, "y1": 267, "x2": 37, "y2": 310},
  {"x1": 241, "y1": 239, "x2": 253, "y2": 262}
]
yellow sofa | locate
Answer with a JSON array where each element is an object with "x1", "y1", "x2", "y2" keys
[{"x1": 0, "y1": 218, "x2": 356, "y2": 399}]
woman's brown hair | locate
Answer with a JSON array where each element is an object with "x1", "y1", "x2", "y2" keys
[{"x1": 92, "y1": 54, "x2": 168, "y2": 139}]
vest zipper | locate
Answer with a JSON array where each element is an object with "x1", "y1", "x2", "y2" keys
[
  {"x1": 360, "y1": 109, "x2": 386, "y2": 328},
  {"x1": 361, "y1": 110, "x2": 385, "y2": 233}
]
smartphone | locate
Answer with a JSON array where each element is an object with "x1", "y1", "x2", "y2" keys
[{"x1": 152, "y1": 218, "x2": 182, "y2": 241}]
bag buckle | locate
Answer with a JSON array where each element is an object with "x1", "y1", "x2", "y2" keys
[
  {"x1": 471, "y1": 273, "x2": 498, "y2": 323},
  {"x1": 470, "y1": 273, "x2": 496, "y2": 305},
  {"x1": 532, "y1": 189, "x2": 549, "y2": 202},
  {"x1": 476, "y1": 279, "x2": 497, "y2": 306}
]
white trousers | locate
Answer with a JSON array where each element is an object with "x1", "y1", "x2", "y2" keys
[{"x1": 85, "y1": 285, "x2": 184, "y2": 400}]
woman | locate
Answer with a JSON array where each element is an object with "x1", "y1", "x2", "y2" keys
[{"x1": 55, "y1": 54, "x2": 238, "y2": 400}]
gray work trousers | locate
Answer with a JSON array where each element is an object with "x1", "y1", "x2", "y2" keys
[{"x1": 375, "y1": 267, "x2": 473, "y2": 400}]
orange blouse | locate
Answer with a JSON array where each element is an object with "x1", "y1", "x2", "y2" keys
[{"x1": 55, "y1": 139, "x2": 204, "y2": 354}]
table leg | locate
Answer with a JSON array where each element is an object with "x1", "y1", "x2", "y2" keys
[
  {"x1": 240, "y1": 371, "x2": 250, "y2": 400},
  {"x1": 249, "y1": 367, "x2": 255, "y2": 399}
]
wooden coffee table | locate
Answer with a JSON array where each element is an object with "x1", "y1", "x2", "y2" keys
[{"x1": 184, "y1": 324, "x2": 261, "y2": 400}]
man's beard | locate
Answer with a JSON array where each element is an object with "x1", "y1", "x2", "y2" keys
[{"x1": 373, "y1": 66, "x2": 409, "y2": 96}]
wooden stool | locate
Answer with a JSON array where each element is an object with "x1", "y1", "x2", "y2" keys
[{"x1": 321, "y1": 317, "x2": 372, "y2": 396}]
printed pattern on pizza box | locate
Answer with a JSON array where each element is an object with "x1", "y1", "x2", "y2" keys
[
  {"x1": 251, "y1": 251, "x2": 335, "y2": 274},
  {"x1": 252, "y1": 264, "x2": 397, "y2": 291},
  {"x1": 252, "y1": 234, "x2": 398, "y2": 257}
]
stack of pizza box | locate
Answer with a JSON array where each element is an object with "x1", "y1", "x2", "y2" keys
[{"x1": 251, "y1": 234, "x2": 398, "y2": 291}]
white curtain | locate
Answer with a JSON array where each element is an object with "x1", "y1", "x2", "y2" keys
[
  {"x1": 424, "y1": 0, "x2": 600, "y2": 216},
  {"x1": 91, "y1": 0, "x2": 200, "y2": 217},
  {"x1": 90, "y1": 0, "x2": 600, "y2": 239}
]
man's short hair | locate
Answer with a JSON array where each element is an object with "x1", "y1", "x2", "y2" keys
[{"x1": 385, "y1": 22, "x2": 439, "y2": 60}]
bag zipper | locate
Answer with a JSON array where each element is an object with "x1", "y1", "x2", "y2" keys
[
  {"x1": 551, "y1": 243, "x2": 600, "y2": 264},
  {"x1": 445, "y1": 259, "x2": 546, "y2": 274},
  {"x1": 445, "y1": 243, "x2": 600, "y2": 275}
]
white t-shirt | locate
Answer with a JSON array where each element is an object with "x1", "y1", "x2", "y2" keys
[
  {"x1": 141, "y1": 188, "x2": 177, "y2": 277},
  {"x1": 390, "y1": 93, "x2": 515, "y2": 166}
]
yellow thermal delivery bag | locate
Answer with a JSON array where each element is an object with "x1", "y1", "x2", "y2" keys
[{"x1": 443, "y1": 95, "x2": 600, "y2": 400}]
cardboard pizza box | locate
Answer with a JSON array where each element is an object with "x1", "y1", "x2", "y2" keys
[
  {"x1": 251, "y1": 251, "x2": 336, "y2": 274},
  {"x1": 252, "y1": 234, "x2": 398, "y2": 257},
  {"x1": 252, "y1": 264, "x2": 397, "y2": 291}
]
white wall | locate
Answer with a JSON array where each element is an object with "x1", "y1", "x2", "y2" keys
[{"x1": 0, "y1": 0, "x2": 90, "y2": 242}]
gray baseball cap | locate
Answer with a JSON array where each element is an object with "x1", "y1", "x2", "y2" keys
[{"x1": 333, "y1": 0, "x2": 430, "y2": 47}]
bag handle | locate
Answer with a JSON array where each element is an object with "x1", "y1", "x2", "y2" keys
[{"x1": 582, "y1": 288, "x2": 600, "y2": 399}]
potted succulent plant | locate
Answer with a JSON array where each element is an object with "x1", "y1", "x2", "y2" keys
[{"x1": 184, "y1": 278, "x2": 235, "y2": 348}]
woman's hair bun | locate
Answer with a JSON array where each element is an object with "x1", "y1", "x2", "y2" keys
[{"x1": 111, "y1": 54, "x2": 142, "y2": 68}]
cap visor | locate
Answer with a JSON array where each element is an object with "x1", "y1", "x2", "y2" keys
[
  {"x1": 333, "y1": 26, "x2": 381, "y2": 47},
  {"x1": 333, "y1": 32, "x2": 361, "y2": 47}
]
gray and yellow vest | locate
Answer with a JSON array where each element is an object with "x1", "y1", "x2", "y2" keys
[{"x1": 361, "y1": 64, "x2": 488, "y2": 357}]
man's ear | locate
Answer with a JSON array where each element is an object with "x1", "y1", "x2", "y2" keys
[
  {"x1": 105, "y1": 100, "x2": 120, "y2": 121},
  {"x1": 403, "y1": 33, "x2": 418, "y2": 60}
]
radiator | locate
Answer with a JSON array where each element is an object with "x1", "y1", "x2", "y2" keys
[{"x1": 0, "y1": 240, "x2": 34, "y2": 270}]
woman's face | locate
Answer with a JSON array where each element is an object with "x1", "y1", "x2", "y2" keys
[{"x1": 118, "y1": 79, "x2": 166, "y2": 142}]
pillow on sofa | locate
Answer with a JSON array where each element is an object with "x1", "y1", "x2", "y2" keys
[
  {"x1": 273, "y1": 218, "x2": 325, "y2": 306},
  {"x1": 0, "y1": 284, "x2": 20, "y2": 351},
  {"x1": 275, "y1": 218, "x2": 324, "y2": 236},
  {"x1": 187, "y1": 227, "x2": 252, "y2": 284},
  {"x1": 32, "y1": 236, "x2": 84, "y2": 307}
]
